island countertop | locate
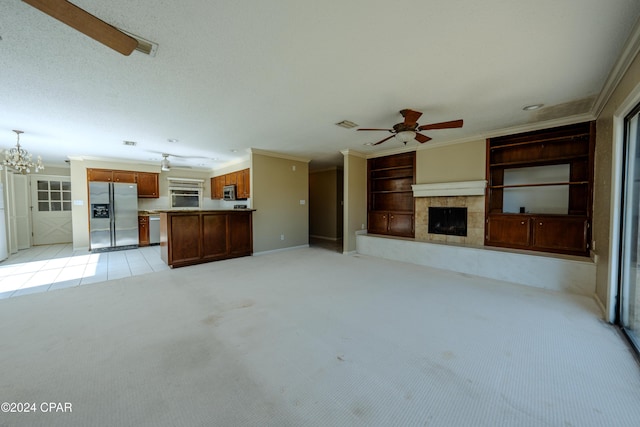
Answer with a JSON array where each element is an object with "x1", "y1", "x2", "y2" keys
[
  {"x1": 159, "y1": 209, "x2": 254, "y2": 268},
  {"x1": 140, "y1": 208, "x2": 255, "y2": 215}
]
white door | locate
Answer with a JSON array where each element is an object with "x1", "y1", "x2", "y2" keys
[
  {"x1": 30, "y1": 175, "x2": 72, "y2": 245},
  {"x1": 12, "y1": 174, "x2": 31, "y2": 250}
]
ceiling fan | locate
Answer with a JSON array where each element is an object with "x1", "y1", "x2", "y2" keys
[
  {"x1": 22, "y1": 0, "x2": 138, "y2": 56},
  {"x1": 154, "y1": 152, "x2": 214, "y2": 171},
  {"x1": 358, "y1": 109, "x2": 463, "y2": 145}
]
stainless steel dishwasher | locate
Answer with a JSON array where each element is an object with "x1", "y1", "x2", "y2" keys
[{"x1": 149, "y1": 215, "x2": 160, "y2": 245}]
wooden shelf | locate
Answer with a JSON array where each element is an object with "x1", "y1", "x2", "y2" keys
[
  {"x1": 368, "y1": 152, "x2": 415, "y2": 238},
  {"x1": 489, "y1": 133, "x2": 590, "y2": 151},
  {"x1": 371, "y1": 175, "x2": 413, "y2": 180},
  {"x1": 489, "y1": 181, "x2": 589, "y2": 189},
  {"x1": 485, "y1": 121, "x2": 595, "y2": 257},
  {"x1": 370, "y1": 190, "x2": 413, "y2": 194},
  {"x1": 490, "y1": 154, "x2": 589, "y2": 168},
  {"x1": 369, "y1": 165, "x2": 412, "y2": 172}
]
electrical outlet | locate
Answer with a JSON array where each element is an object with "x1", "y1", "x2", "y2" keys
[
  {"x1": 300, "y1": 200, "x2": 305, "y2": 205},
  {"x1": 361, "y1": 223, "x2": 365, "y2": 229},
  {"x1": 280, "y1": 234, "x2": 285, "y2": 240}
]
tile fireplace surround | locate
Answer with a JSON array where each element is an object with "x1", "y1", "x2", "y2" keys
[{"x1": 413, "y1": 181, "x2": 486, "y2": 246}]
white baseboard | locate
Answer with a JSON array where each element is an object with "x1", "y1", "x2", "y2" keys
[{"x1": 253, "y1": 244, "x2": 310, "y2": 256}]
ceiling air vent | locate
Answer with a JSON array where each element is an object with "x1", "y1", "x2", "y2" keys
[
  {"x1": 123, "y1": 140, "x2": 137, "y2": 146},
  {"x1": 335, "y1": 120, "x2": 358, "y2": 129}
]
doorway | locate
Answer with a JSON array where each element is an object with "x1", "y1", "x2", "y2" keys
[
  {"x1": 618, "y1": 101, "x2": 640, "y2": 352},
  {"x1": 30, "y1": 175, "x2": 73, "y2": 245}
]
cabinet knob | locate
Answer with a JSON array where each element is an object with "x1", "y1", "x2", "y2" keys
[
  {"x1": 390, "y1": 215, "x2": 394, "y2": 219},
  {"x1": 521, "y1": 221, "x2": 525, "y2": 225},
  {"x1": 539, "y1": 222, "x2": 543, "y2": 226}
]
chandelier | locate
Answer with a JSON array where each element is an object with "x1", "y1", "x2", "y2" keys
[{"x1": 3, "y1": 130, "x2": 44, "y2": 174}]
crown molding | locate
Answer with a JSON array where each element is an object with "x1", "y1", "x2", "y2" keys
[
  {"x1": 250, "y1": 148, "x2": 310, "y2": 163},
  {"x1": 340, "y1": 149, "x2": 367, "y2": 159},
  {"x1": 592, "y1": 16, "x2": 640, "y2": 117}
]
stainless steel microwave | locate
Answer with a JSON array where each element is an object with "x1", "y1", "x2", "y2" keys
[{"x1": 223, "y1": 185, "x2": 236, "y2": 201}]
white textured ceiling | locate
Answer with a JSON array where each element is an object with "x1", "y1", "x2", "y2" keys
[{"x1": 1, "y1": 0, "x2": 640, "y2": 171}]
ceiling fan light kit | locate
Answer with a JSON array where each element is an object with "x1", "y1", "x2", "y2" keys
[
  {"x1": 160, "y1": 154, "x2": 170, "y2": 171},
  {"x1": 358, "y1": 109, "x2": 463, "y2": 146}
]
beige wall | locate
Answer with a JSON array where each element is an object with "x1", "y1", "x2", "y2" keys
[
  {"x1": 309, "y1": 169, "x2": 341, "y2": 240},
  {"x1": 251, "y1": 152, "x2": 309, "y2": 253},
  {"x1": 593, "y1": 50, "x2": 640, "y2": 317},
  {"x1": 343, "y1": 151, "x2": 367, "y2": 253},
  {"x1": 416, "y1": 140, "x2": 486, "y2": 183}
]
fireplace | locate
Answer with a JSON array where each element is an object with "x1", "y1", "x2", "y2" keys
[{"x1": 428, "y1": 207, "x2": 467, "y2": 236}]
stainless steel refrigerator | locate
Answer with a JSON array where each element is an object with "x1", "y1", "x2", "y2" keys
[{"x1": 89, "y1": 182, "x2": 139, "y2": 251}]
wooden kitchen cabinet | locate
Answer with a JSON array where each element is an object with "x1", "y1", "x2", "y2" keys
[
  {"x1": 229, "y1": 211, "x2": 253, "y2": 255},
  {"x1": 211, "y1": 176, "x2": 225, "y2": 199},
  {"x1": 138, "y1": 216, "x2": 150, "y2": 247},
  {"x1": 160, "y1": 210, "x2": 254, "y2": 268},
  {"x1": 87, "y1": 168, "x2": 114, "y2": 182},
  {"x1": 202, "y1": 213, "x2": 228, "y2": 260},
  {"x1": 112, "y1": 170, "x2": 137, "y2": 183},
  {"x1": 87, "y1": 168, "x2": 159, "y2": 198},
  {"x1": 210, "y1": 169, "x2": 250, "y2": 199},
  {"x1": 137, "y1": 172, "x2": 159, "y2": 198},
  {"x1": 236, "y1": 168, "x2": 250, "y2": 199}
]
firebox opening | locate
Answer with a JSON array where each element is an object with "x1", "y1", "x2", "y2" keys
[{"x1": 428, "y1": 207, "x2": 467, "y2": 236}]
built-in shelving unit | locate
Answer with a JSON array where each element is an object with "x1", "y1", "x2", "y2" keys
[
  {"x1": 485, "y1": 121, "x2": 595, "y2": 256},
  {"x1": 367, "y1": 152, "x2": 415, "y2": 237}
]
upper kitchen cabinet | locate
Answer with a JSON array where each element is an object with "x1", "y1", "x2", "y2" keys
[
  {"x1": 136, "y1": 172, "x2": 159, "y2": 198},
  {"x1": 210, "y1": 169, "x2": 250, "y2": 199},
  {"x1": 211, "y1": 176, "x2": 225, "y2": 199},
  {"x1": 236, "y1": 169, "x2": 250, "y2": 199},
  {"x1": 87, "y1": 168, "x2": 159, "y2": 198}
]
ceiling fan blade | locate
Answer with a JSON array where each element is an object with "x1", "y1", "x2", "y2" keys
[
  {"x1": 373, "y1": 135, "x2": 396, "y2": 145},
  {"x1": 22, "y1": 0, "x2": 138, "y2": 56},
  {"x1": 418, "y1": 119, "x2": 464, "y2": 131},
  {"x1": 415, "y1": 133, "x2": 432, "y2": 143},
  {"x1": 400, "y1": 109, "x2": 423, "y2": 126},
  {"x1": 357, "y1": 128, "x2": 394, "y2": 132}
]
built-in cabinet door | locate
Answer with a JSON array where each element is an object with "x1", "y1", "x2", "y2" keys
[
  {"x1": 388, "y1": 213, "x2": 413, "y2": 237},
  {"x1": 138, "y1": 216, "x2": 149, "y2": 247},
  {"x1": 368, "y1": 211, "x2": 388, "y2": 234},
  {"x1": 137, "y1": 172, "x2": 159, "y2": 198},
  {"x1": 113, "y1": 170, "x2": 136, "y2": 183},
  {"x1": 229, "y1": 212, "x2": 252, "y2": 256},
  {"x1": 531, "y1": 216, "x2": 587, "y2": 253},
  {"x1": 87, "y1": 169, "x2": 113, "y2": 182},
  {"x1": 202, "y1": 213, "x2": 228, "y2": 259},
  {"x1": 486, "y1": 215, "x2": 531, "y2": 247},
  {"x1": 168, "y1": 214, "x2": 201, "y2": 264}
]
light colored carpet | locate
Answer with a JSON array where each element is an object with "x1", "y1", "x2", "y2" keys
[{"x1": 0, "y1": 247, "x2": 639, "y2": 426}]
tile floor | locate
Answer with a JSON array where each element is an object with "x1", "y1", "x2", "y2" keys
[{"x1": 0, "y1": 244, "x2": 168, "y2": 299}]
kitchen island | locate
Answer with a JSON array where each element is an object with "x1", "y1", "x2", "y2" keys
[{"x1": 158, "y1": 209, "x2": 254, "y2": 268}]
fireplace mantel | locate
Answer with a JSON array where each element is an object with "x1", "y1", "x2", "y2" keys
[{"x1": 412, "y1": 180, "x2": 487, "y2": 198}]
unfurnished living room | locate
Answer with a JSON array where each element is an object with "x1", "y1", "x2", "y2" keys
[{"x1": 2, "y1": 1, "x2": 640, "y2": 426}]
